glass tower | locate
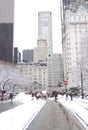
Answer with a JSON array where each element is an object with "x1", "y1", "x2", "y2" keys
[{"x1": 38, "y1": 11, "x2": 53, "y2": 56}]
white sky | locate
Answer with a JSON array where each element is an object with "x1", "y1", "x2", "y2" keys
[{"x1": 14, "y1": 0, "x2": 62, "y2": 54}]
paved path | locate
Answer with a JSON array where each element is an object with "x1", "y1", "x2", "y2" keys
[
  {"x1": 26, "y1": 100, "x2": 71, "y2": 130},
  {"x1": 0, "y1": 100, "x2": 22, "y2": 113}
]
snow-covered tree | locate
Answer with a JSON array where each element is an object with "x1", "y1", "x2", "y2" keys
[{"x1": 0, "y1": 61, "x2": 32, "y2": 93}]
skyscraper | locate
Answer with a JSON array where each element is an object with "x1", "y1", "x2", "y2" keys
[
  {"x1": 61, "y1": 0, "x2": 88, "y2": 90},
  {"x1": 14, "y1": 47, "x2": 21, "y2": 63},
  {"x1": 38, "y1": 11, "x2": 53, "y2": 56},
  {"x1": 23, "y1": 49, "x2": 34, "y2": 63},
  {"x1": 0, "y1": 0, "x2": 14, "y2": 62},
  {"x1": 38, "y1": 11, "x2": 54, "y2": 89}
]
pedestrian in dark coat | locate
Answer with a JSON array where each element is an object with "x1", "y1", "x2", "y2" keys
[
  {"x1": 9, "y1": 93, "x2": 13, "y2": 101},
  {"x1": 70, "y1": 93, "x2": 73, "y2": 101}
]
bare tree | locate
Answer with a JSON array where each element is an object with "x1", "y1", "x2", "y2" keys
[{"x1": 0, "y1": 61, "x2": 32, "y2": 93}]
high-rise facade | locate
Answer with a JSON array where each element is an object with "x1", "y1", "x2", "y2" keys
[
  {"x1": 52, "y1": 54, "x2": 63, "y2": 88},
  {"x1": 34, "y1": 39, "x2": 48, "y2": 63},
  {"x1": 0, "y1": 0, "x2": 14, "y2": 62},
  {"x1": 61, "y1": 0, "x2": 88, "y2": 90},
  {"x1": 14, "y1": 47, "x2": 21, "y2": 63},
  {"x1": 23, "y1": 49, "x2": 34, "y2": 63},
  {"x1": 14, "y1": 47, "x2": 19, "y2": 64},
  {"x1": 38, "y1": 11, "x2": 53, "y2": 56},
  {"x1": 38, "y1": 11, "x2": 54, "y2": 89}
]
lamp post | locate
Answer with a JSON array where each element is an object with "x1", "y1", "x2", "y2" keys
[
  {"x1": 73, "y1": 61, "x2": 84, "y2": 99},
  {"x1": 81, "y1": 72, "x2": 84, "y2": 98}
]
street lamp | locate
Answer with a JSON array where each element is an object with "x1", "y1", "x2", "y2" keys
[
  {"x1": 73, "y1": 61, "x2": 84, "y2": 99},
  {"x1": 64, "y1": 72, "x2": 69, "y2": 80},
  {"x1": 81, "y1": 72, "x2": 84, "y2": 98}
]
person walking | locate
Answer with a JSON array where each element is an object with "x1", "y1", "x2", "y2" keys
[
  {"x1": 66, "y1": 92, "x2": 68, "y2": 100},
  {"x1": 9, "y1": 92, "x2": 13, "y2": 101},
  {"x1": 70, "y1": 92, "x2": 73, "y2": 101},
  {"x1": 54, "y1": 91, "x2": 58, "y2": 102}
]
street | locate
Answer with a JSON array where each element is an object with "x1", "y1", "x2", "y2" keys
[
  {"x1": 26, "y1": 100, "x2": 70, "y2": 130},
  {"x1": 0, "y1": 100, "x2": 22, "y2": 113}
]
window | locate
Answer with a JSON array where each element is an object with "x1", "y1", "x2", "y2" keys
[
  {"x1": 75, "y1": 42, "x2": 78, "y2": 45},
  {"x1": 75, "y1": 47, "x2": 78, "y2": 50}
]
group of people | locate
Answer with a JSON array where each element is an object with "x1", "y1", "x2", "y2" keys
[{"x1": 0, "y1": 91, "x2": 13, "y2": 101}]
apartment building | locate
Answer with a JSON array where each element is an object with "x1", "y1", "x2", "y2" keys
[
  {"x1": 16, "y1": 63, "x2": 48, "y2": 92},
  {"x1": 61, "y1": 0, "x2": 88, "y2": 89}
]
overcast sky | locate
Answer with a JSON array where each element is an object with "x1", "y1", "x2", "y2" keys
[{"x1": 14, "y1": 0, "x2": 62, "y2": 53}]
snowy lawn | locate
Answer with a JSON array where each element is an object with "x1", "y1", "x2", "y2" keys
[{"x1": 0, "y1": 92, "x2": 46, "y2": 130}]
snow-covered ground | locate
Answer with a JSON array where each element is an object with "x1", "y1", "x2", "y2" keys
[
  {"x1": 0, "y1": 92, "x2": 46, "y2": 130},
  {"x1": 57, "y1": 94, "x2": 88, "y2": 130},
  {"x1": 0, "y1": 93, "x2": 88, "y2": 130}
]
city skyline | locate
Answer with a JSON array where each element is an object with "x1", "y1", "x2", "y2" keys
[{"x1": 14, "y1": 0, "x2": 62, "y2": 54}]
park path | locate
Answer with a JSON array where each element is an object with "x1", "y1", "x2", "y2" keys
[{"x1": 26, "y1": 99, "x2": 71, "y2": 130}]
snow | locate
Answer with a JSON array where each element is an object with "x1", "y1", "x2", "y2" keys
[
  {"x1": 0, "y1": 92, "x2": 46, "y2": 130},
  {"x1": 57, "y1": 94, "x2": 88, "y2": 129},
  {"x1": 0, "y1": 92, "x2": 88, "y2": 130}
]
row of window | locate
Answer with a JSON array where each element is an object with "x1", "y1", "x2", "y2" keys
[{"x1": 65, "y1": 15, "x2": 88, "y2": 21}]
